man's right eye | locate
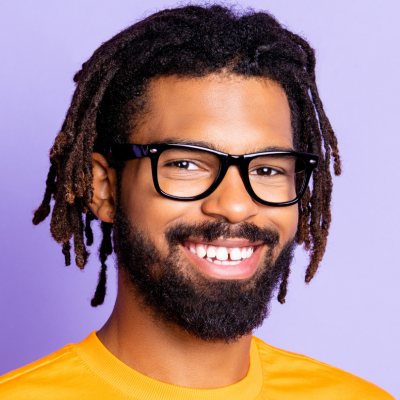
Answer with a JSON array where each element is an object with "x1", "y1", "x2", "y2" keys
[{"x1": 168, "y1": 160, "x2": 200, "y2": 170}]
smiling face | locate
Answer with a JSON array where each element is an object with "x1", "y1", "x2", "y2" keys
[
  {"x1": 119, "y1": 75, "x2": 297, "y2": 271},
  {"x1": 110, "y1": 74, "x2": 298, "y2": 340}
]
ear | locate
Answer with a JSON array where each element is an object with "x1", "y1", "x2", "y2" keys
[{"x1": 89, "y1": 153, "x2": 117, "y2": 223}]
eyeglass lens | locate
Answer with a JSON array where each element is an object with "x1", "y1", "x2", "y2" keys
[{"x1": 157, "y1": 148, "x2": 306, "y2": 203}]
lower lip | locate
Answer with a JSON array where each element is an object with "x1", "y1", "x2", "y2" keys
[{"x1": 181, "y1": 244, "x2": 263, "y2": 280}]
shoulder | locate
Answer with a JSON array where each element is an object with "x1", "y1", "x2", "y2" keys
[
  {"x1": 252, "y1": 337, "x2": 395, "y2": 400},
  {"x1": 0, "y1": 343, "x2": 91, "y2": 399},
  {"x1": 0, "y1": 345, "x2": 75, "y2": 383}
]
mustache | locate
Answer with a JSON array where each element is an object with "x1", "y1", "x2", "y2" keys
[{"x1": 165, "y1": 221, "x2": 279, "y2": 248}]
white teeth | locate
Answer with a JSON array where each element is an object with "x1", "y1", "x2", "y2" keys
[
  {"x1": 216, "y1": 247, "x2": 228, "y2": 261},
  {"x1": 195, "y1": 244, "x2": 207, "y2": 258},
  {"x1": 230, "y1": 248, "x2": 242, "y2": 261},
  {"x1": 207, "y1": 246, "x2": 216, "y2": 258},
  {"x1": 186, "y1": 241, "x2": 255, "y2": 264}
]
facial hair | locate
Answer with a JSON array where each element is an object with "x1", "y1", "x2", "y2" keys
[{"x1": 113, "y1": 201, "x2": 295, "y2": 343}]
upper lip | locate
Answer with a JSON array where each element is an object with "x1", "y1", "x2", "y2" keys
[{"x1": 182, "y1": 238, "x2": 263, "y2": 247}]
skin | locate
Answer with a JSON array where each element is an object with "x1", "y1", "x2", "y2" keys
[{"x1": 89, "y1": 74, "x2": 297, "y2": 389}]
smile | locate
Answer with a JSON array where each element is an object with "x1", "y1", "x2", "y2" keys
[
  {"x1": 183, "y1": 241, "x2": 255, "y2": 265},
  {"x1": 181, "y1": 240, "x2": 263, "y2": 279}
]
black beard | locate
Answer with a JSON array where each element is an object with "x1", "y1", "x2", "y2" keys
[{"x1": 113, "y1": 201, "x2": 295, "y2": 343}]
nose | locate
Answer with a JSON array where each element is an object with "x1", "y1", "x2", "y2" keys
[{"x1": 201, "y1": 165, "x2": 259, "y2": 223}]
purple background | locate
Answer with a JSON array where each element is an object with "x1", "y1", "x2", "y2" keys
[{"x1": 0, "y1": 0, "x2": 399, "y2": 397}]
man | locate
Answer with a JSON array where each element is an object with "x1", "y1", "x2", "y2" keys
[{"x1": 0, "y1": 4, "x2": 394, "y2": 399}]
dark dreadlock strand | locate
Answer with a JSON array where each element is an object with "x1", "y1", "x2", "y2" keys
[
  {"x1": 32, "y1": 160, "x2": 57, "y2": 225},
  {"x1": 305, "y1": 88, "x2": 336, "y2": 283},
  {"x1": 62, "y1": 241, "x2": 71, "y2": 266},
  {"x1": 85, "y1": 212, "x2": 96, "y2": 246},
  {"x1": 71, "y1": 206, "x2": 89, "y2": 269},
  {"x1": 297, "y1": 186, "x2": 312, "y2": 250},
  {"x1": 33, "y1": 4, "x2": 341, "y2": 306},
  {"x1": 277, "y1": 265, "x2": 291, "y2": 304},
  {"x1": 91, "y1": 222, "x2": 113, "y2": 307}
]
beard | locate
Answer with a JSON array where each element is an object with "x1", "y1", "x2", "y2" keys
[{"x1": 113, "y1": 200, "x2": 295, "y2": 343}]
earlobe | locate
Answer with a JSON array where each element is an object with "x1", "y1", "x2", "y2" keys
[{"x1": 89, "y1": 153, "x2": 117, "y2": 223}]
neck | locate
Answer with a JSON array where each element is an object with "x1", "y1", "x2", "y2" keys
[{"x1": 96, "y1": 273, "x2": 252, "y2": 389}]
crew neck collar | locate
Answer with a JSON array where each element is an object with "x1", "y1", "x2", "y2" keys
[{"x1": 72, "y1": 331, "x2": 264, "y2": 400}]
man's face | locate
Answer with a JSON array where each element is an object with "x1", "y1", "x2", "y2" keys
[{"x1": 115, "y1": 75, "x2": 298, "y2": 341}]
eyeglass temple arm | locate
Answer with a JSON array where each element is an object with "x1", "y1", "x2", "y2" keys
[{"x1": 93, "y1": 144, "x2": 149, "y2": 163}]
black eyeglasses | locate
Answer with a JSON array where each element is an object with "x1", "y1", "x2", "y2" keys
[{"x1": 99, "y1": 143, "x2": 319, "y2": 207}]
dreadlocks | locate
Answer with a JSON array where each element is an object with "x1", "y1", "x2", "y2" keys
[{"x1": 33, "y1": 4, "x2": 341, "y2": 307}]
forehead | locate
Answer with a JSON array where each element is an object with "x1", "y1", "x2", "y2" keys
[{"x1": 134, "y1": 74, "x2": 293, "y2": 153}]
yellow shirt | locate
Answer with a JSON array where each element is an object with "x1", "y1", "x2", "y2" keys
[{"x1": 0, "y1": 332, "x2": 394, "y2": 399}]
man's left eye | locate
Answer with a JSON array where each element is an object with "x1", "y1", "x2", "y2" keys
[{"x1": 250, "y1": 167, "x2": 279, "y2": 176}]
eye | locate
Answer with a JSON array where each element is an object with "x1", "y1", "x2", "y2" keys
[
  {"x1": 250, "y1": 167, "x2": 280, "y2": 176},
  {"x1": 169, "y1": 160, "x2": 201, "y2": 170}
]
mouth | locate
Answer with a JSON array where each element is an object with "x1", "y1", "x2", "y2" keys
[{"x1": 181, "y1": 239, "x2": 263, "y2": 279}]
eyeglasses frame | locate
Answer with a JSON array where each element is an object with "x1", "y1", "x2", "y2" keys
[{"x1": 98, "y1": 143, "x2": 319, "y2": 207}]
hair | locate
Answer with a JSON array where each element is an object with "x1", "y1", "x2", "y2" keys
[{"x1": 33, "y1": 4, "x2": 341, "y2": 307}]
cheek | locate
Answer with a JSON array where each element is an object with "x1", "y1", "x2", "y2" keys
[
  {"x1": 120, "y1": 159, "x2": 196, "y2": 252},
  {"x1": 262, "y1": 204, "x2": 298, "y2": 245}
]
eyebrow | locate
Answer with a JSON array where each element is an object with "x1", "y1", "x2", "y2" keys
[{"x1": 147, "y1": 138, "x2": 295, "y2": 154}]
